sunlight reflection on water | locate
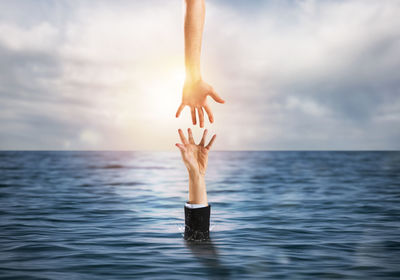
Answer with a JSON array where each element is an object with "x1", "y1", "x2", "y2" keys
[{"x1": 0, "y1": 151, "x2": 400, "y2": 279}]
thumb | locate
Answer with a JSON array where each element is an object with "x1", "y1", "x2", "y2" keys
[
  {"x1": 209, "y1": 89, "x2": 225, "y2": 104},
  {"x1": 175, "y1": 143, "x2": 186, "y2": 152}
]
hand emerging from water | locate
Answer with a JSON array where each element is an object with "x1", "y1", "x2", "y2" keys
[
  {"x1": 176, "y1": 128, "x2": 216, "y2": 204},
  {"x1": 176, "y1": 128, "x2": 216, "y2": 176},
  {"x1": 176, "y1": 79, "x2": 225, "y2": 128}
]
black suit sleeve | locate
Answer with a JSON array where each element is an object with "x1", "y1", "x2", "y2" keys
[{"x1": 184, "y1": 204, "x2": 211, "y2": 240}]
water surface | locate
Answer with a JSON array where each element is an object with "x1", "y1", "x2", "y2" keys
[{"x1": 1, "y1": 151, "x2": 399, "y2": 279}]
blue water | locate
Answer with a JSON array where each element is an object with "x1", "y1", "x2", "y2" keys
[{"x1": 0, "y1": 151, "x2": 400, "y2": 279}]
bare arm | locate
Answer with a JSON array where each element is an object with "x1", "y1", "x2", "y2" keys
[
  {"x1": 176, "y1": 128, "x2": 216, "y2": 204},
  {"x1": 184, "y1": 0, "x2": 205, "y2": 81},
  {"x1": 188, "y1": 172, "x2": 207, "y2": 205},
  {"x1": 176, "y1": 0, "x2": 225, "y2": 128}
]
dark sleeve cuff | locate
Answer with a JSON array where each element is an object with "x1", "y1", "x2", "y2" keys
[{"x1": 184, "y1": 204, "x2": 211, "y2": 241}]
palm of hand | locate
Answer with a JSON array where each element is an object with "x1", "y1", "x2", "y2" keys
[
  {"x1": 182, "y1": 80, "x2": 211, "y2": 107},
  {"x1": 181, "y1": 143, "x2": 209, "y2": 175},
  {"x1": 176, "y1": 79, "x2": 225, "y2": 127},
  {"x1": 176, "y1": 128, "x2": 216, "y2": 176}
]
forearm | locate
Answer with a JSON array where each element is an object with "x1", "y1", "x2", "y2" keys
[
  {"x1": 188, "y1": 171, "x2": 207, "y2": 205},
  {"x1": 184, "y1": 0, "x2": 205, "y2": 81},
  {"x1": 185, "y1": 171, "x2": 210, "y2": 240}
]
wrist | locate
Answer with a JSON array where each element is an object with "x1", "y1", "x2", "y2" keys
[
  {"x1": 188, "y1": 170, "x2": 205, "y2": 180},
  {"x1": 185, "y1": 71, "x2": 202, "y2": 84},
  {"x1": 188, "y1": 171, "x2": 207, "y2": 205}
]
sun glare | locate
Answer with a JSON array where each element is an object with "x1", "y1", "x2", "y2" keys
[{"x1": 147, "y1": 65, "x2": 185, "y2": 119}]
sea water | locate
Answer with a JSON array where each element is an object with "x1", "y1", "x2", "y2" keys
[{"x1": 0, "y1": 151, "x2": 399, "y2": 279}]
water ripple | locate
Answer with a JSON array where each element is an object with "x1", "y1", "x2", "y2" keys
[{"x1": 0, "y1": 151, "x2": 400, "y2": 279}]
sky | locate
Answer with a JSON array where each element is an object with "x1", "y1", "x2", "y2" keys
[{"x1": 0, "y1": 0, "x2": 399, "y2": 150}]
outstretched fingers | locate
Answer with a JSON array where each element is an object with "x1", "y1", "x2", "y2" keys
[
  {"x1": 205, "y1": 134, "x2": 217, "y2": 150},
  {"x1": 176, "y1": 103, "x2": 185, "y2": 118},
  {"x1": 188, "y1": 128, "x2": 195, "y2": 144},
  {"x1": 198, "y1": 107, "x2": 204, "y2": 128},
  {"x1": 209, "y1": 89, "x2": 225, "y2": 104},
  {"x1": 191, "y1": 107, "x2": 197, "y2": 125},
  {"x1": 199, "y1": 129, "x2": 208, "y2": 146},
  {"x1": 203, "y1": 105, "x2": 214, "y2": 123},
  {"x1": 178, "y1": 129, "x2": 188, "y2": 145}
]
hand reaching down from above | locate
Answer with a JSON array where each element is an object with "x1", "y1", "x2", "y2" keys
[
  {"x1": 176, "y1": 79, "x2": 225, "y2": 128},
  {"x1": 176, "y1": 128, "x2": 216, "y2": 176}
]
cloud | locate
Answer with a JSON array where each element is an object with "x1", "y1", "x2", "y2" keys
[
  {"x1": 0, "y1": 0, "x2": 399, "y2": 150},
  {"x1": 205, "y1": 0, "x2": 400, "y2": 149}
]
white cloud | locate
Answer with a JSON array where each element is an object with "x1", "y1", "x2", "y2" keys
[
  {"x1": 0, "y1": 0, "x2": 399, "y2": 150},
  {"x1": 80, "y1": 129, "x2": 101, "y2": 146},
  {"x1": 286, "y1": 96, "x2": 327, "y2": 117},
  {"x1": 0, "y1": 22, "x2": 58, "y2": 51}
]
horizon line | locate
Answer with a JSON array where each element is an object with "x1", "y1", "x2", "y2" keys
[{"x1": 0, "y1": 149, "x2": 399, "y2": 152}]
